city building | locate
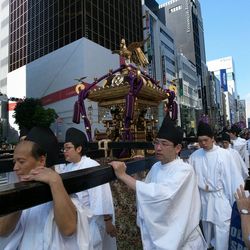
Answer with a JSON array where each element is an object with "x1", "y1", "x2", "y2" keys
[
  {"x1": 177, "y1": 53, "x2": 201, "y2": 134},
  {"x1": 159, "y1": 0, "x2": 208, "y2": 114},
  {"x1": 238, "y1": 99, "x2": 247, "y2": 127},
  {"x1": 9, "y1": 0, "x2": 143, "y2": 71},
  {"x1": 6, "y1": 0, "x2": 143, "y2": 141},
  {"x1": 0, "y1": 0, "x2": 9, "y2": 139},
  {"x1": 207, "y1": 71, "x2": 225, "y2": 132},
  {"x1": 0, "y1": 0, "x2": 9, "y2": 93},
  {"x1": 142, "y1": 0, "x2": 178, "y2": 124},
  {"x1": 207, "y1": 56, "x2": 239, "y2": 125}
]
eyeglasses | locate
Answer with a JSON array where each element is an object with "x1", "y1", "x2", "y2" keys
[
  {"x1": 152, "y1": 139, "x2": 174, "y2": 147},
  {"x1": 63, "y1": 146, "x2": 74, "y2": 152}
]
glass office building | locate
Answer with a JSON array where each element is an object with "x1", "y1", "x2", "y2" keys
[{"x1": 9, "y1": 0, "x2": 143, "y2": 71}]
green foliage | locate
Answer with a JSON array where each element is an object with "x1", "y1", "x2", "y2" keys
[{"x1": 13, "y1": 98, "x2": 58, "y2": 130}]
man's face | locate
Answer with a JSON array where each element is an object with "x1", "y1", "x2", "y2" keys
[
  {"x1": 154, "y1": 138, "x2": 181, "y2": 164},
  {"x1": 13, "y1": 141, "x2": 42, "y2": 177},
  {"x1": 222, "y1": 140, "x2": 230, "y2": 149},
  {"x1": 198, "y1": 136, "x2": 214, "y2": 150},
  {"x1": 63, "y1": 142, "x2": 81, "y2": 163},
  {"x1": 229, "y1": 132, "x2": 236, "y2": 139}
]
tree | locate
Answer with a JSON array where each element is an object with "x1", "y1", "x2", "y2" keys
[{"x1": 13, "y1": 98, "x2": 58, "y2": 132}]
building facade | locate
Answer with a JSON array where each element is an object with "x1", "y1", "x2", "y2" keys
[
  {"x1": 177, "y1": 53, "x2": 201, "y2": 134},
  {"x1": 238, "y1": 99, "x2": 247, "y2": 127},
  {"x1": 207, "y1": 71, "x2": 225, "y2": 132},
  {"x1": 9, "y1": 0, "x2": 143, "y2": 72},
  {"x1": 0, "y1": 0, "x2": 9, "y2": 93},
  {"x1": 207, "y1": 56, "x2": 239, "y2": 125},
  {"x1": 0, "y1": 0, "x2": 10, "y2": 139},
  {"x1": 159, "y1": 0, "x2": 208, "y2": 114},
  {"x1": 142, "y1": 0, "x2": 178, "y2": 124}
]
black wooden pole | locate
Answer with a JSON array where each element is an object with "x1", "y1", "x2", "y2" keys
[{"x1": 0, "y1": 156, "x2": 157, "y2": 216}]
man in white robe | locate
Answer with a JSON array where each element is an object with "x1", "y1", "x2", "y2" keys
[
  {"x1": 229, "y1": 125, "x2": 249, "y2": 168},
  {"x1": 56, "y1": 127, "x2": 117, "y2": 250},
  {"x1": 220, "y1": 132, "x2": 248, "y2": 180},
  {"x1": 110, "y1": 116, "x2": 207, "y2": 250},
  {"x1": 189, "y1": 122, "x2": 244, "y2": 250},
  {"x1": 0, "y1": 127, "x2": 92, "y2": 250}
]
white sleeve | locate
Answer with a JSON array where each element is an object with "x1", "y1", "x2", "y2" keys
[
  {"x1": 43, "y1": 197, "x2": 93, "y2": 250},
  {"x1": 222, "y1": 154, "x2": 245, "y2": 206},
  {"x1": 136, "y1": 167, "x2": 197, "y2": 249},
  {"x1": 0, "y1": 211, "x2": 27, "y2": 250},
  {"x1": 88, "y1": 183, "x2": 114, "y2": 216}
]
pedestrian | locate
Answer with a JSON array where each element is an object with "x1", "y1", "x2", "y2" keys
[
  {"x1": 189, "y1": 122, "x2": 244, "y2": 250},
  {"x1": 0, "y1": 126, "x2": 92, "y2": 250},
  {"x1": 110, "y1": 116, "x2": 207, "y2": 249},
  {"x1": 229, "y1": 124, "x2": 249, "y2": 168},
  {"x1": 56, "y1": 127, "x2": 117, "y2": 250},
  {"x1": 220, "y1": 132, "x2": 248, "y2": 180}
]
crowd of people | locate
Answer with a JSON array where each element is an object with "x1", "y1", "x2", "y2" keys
[{"x1": 0, "y1": 118, "x2": 250, "y2": 249}]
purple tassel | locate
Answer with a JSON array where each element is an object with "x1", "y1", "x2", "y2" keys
[
  {"x1": 171, "y1": 101, "x2": 178, "y2": 120},
  {"x1": 72, "y1": 101, "x2": 81, "y2": 124}
]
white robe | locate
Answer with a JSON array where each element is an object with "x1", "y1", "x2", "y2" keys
[
  {"x1": 56, "y1": 156, "x2": 117, "y2": 250},
  {"x1": 136, "y1": 158, "x2": 206, "y2": 250},
  {"x1": 0, "y1": 198, "x2": 92, "y2": 250},
  {"x1": 232, "y1": 137, "x2": 249, "y2": 168},
  {"x1": 226, "y1": 146, "x2": 248, "y2": 180},
  {"x1": 189, "y1": 145, "x2": 244, "y2": 250}
]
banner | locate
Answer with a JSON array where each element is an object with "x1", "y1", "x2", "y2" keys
[{"x1": 220, "y1": 69, "x2": 228, "y2": 91}]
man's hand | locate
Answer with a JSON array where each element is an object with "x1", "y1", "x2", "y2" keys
[
  {"x1": 109, "y1": 161, "x2": 127, "y2": 179},
  {"x1": 105, "y1": 220, "x2": 117, "y2": 238},
  {"x1": 235, "y1": 184, "x2": 250, "y2": 211},
  {"x1": 20, "y1": 167, "x2": 61, "y2": 185},
  {"x1": 109, "y1": 161, "x2": 137, "y2": 190}
]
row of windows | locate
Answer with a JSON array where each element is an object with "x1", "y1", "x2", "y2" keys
[
  {"x1": 183, "y1": 72, "x2": 198, "y2": 87},
  {"x1": 10, "y1": 3, "x2": 27, "y2": 22},
  {"x1": 183, "y1": 83, "x2": 198, "y2": 97},
  {"x1": 164, "y1": 55, "x2": 175, "y2": 66},
  {"x1": 160, "y1": 28, "x2": 174, "y2": 43},
  {"x1": 10, "y1": 19, "x2": 26, "y2": 33},
  {"x1": 169, "y1": 4, "x2": 182, "y2": 13},
  {"x1": 182, "y1": 62, "x2": 196, "y2": 76},
  {"x1": 166, "y1": 68, "x2": 175, "y2": 77},
  {"x1": 9, "y1": 0, "x2": 143, "y2": 71},
  {"x1": 161, "y1": 41, "x2": 174, "y2": 55}
]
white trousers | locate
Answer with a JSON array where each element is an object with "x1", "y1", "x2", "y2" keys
[{"x1": 202, "y1": 220, "x2": 230, "y2": 250}]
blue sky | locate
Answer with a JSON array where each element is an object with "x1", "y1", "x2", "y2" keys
[{"x1": 156, "y1": 0, "x2": 250, "y2": 117}]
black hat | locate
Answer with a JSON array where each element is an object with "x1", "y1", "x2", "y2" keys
[
  {"x1": 156, "y1": 115, "x2": 183, "y2": 145},
  {"x1": 65, "y1": 127, "x2": 88, "y2": 148},
  {"x1": 230, "y1": 124, "x2": 241, "y2": 136},
  {"x1": 197, "y1": 122, "x2": 214, "y2": 138},
  {"x1": 221, "y1": 132, "x2": 230, "y2": 142},
  {"x1": 25, "y1": 126, "x2": 59, "y2": 167},
  {"x1": 19, "y1": 126, "x2": 29, "y2": 138}
]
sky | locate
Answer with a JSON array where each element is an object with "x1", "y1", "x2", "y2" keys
[{"x1": 156, "y1": 0, "x2": 250, "y2": 119}]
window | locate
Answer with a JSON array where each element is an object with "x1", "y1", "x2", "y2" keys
[
  {"x1": 160, "y1": 28, "x2": 173, "y2": 43},
  {"x1": 169, "y1": 5, "x2": 182, "y2": 13}
]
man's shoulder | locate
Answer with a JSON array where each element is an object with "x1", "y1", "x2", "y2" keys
[
  {"x1": 82, "y1": 156, "x2": 100, "y2": 167},
  {"x1": 190, "y1": 148, "x2": 203, "y2": 158}
]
